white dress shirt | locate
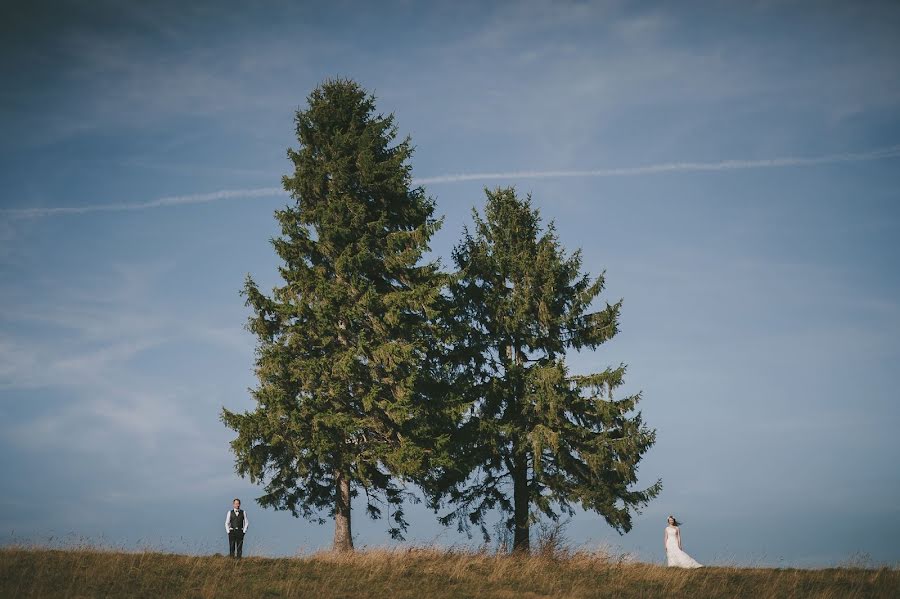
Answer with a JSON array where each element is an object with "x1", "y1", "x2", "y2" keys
[{"x1": 225, "y1": 509, "x2": 249, "y2": 534}]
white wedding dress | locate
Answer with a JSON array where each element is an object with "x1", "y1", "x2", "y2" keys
[{"x1": 665, "y1": 526, "x2": 703, "y2": 568}]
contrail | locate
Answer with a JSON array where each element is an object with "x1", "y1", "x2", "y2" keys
[
  {"x1": 3, "y1": 145, "x2": 899, "y2": 218},
  {"x1": 412, "y1": 145, "x2": 900, "y2": 184},
  {"x1": 2, "y1": 187, "x2": 286, "y2": 218}
]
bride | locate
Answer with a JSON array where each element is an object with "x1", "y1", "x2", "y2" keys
[{"x1": 665, "y1": 515, "x2": 703, "y2": 568}]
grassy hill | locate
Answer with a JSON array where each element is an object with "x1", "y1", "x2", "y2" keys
[{"x1": 1, "y1": 547, "x2": 896, "y2": 598}]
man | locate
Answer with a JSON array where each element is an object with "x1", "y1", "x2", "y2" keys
[{"x1": 225, "y1": 498, "x2": 249, "y2": 558}]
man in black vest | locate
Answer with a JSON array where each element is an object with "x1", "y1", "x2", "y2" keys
[{"x1": 225, "y1": 498, "x2": 249, "y2": 558}]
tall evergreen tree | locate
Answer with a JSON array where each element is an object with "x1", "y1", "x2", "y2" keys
[
  {"x1": 221, "y1": 79, "x2": 444, "y2": 551},
  {"x1": 434, "y1": 187, "x2": 661, "y2": 552}
]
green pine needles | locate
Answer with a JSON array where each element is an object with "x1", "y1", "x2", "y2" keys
[
  {"x1": 222, "y1": 79, "x2": 660, "y2": 553},
  {"x1": 431, "y1": 188, "x2": 661, "y2": 552},
  {"x1": 221, "y1": 79, "x2": 445, "y2": 551}
]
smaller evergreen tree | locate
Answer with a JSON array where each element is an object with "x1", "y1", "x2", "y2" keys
[{"x1": 433, "y1": 187, "x2": 661, "y2": 552}]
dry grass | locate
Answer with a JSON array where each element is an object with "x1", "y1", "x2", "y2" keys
[{"x1": 1, "y1": 546, "x2": 897, "y2": 599}]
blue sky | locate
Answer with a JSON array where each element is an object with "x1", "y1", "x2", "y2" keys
[{"x1": 1, "y1": 0, "x2": 899, "y2": 566}]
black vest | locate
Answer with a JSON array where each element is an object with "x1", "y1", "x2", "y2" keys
[{"x1": 229, "y1": 510, "x2": 244, "y2": 531}]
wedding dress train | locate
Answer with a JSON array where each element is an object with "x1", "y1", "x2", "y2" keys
[{"x1": 665, "y1": 525, "x2": 703, "y2": 568}]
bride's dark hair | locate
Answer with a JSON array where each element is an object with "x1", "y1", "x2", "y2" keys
[{"x1": 668, "y1": 515, "x2": 681, "y2": 526}]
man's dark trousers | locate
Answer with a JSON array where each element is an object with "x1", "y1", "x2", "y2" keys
[{"x1": 228, "y1": 530, "x2": 244, "y2": 558}]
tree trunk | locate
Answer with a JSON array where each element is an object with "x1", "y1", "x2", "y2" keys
[
  {"x1": 512, "y1": 451, "x2": 530, "y2": 553},
  {"x1": 510, "y1": 343, "x2": 530, "y2": 553},
  {"x1": 333, "y1": 471, "x2": 353, "y2": 552}
]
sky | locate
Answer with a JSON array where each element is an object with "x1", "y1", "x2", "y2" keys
[{"x1": 1, "y1": 0, "x2": 899, "y2": 567}]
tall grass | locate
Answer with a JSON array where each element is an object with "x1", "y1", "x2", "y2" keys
[{"x1": 1, "y1": 545, "x2": 896, "y2": 599}]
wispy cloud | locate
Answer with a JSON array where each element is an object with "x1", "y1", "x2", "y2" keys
[
  {"x1": 2, "y1": 145, "x2": 899, "y2": 218},
  {"x1": 0, "y1": 261, "x2": 249, "y2": 468},
  {"x1": 0, "y1": 259, "x2": 255, "y2": 538}
]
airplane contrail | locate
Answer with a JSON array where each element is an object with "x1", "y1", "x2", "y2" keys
[
  {"x1": 412, "y1": 144, "x2": 900, "y2": 184},
  {"x1": 2, "y1": 187, "x2": 286, "y2": 218},
  {"x1": 3, "y1": 145, "x2": 899, "y2": 218}
]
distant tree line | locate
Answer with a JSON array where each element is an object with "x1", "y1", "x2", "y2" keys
[{"x1": 221, "y1": 78, "x2": 660, "y2": 553}]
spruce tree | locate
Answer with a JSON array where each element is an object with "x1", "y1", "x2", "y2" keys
[
  {"x1": 221, "y1": 79, "x2": 443, "y2": 551},
  {"x1": 435, "y1": 187, "x2": 661, "y2": 552}
]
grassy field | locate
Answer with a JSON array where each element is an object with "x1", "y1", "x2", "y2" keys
[{"x1": 1, "y1": 546, "x2": 897, "y2": 599}]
